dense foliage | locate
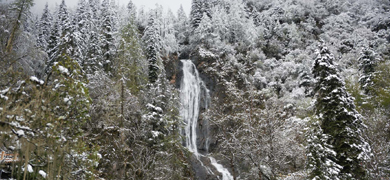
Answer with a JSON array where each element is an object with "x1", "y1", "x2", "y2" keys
[{"x1": 1, "y1": 0, "x2": 389, "y2": 179}]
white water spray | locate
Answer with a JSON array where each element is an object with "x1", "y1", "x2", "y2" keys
[{"x1": 180, "y1": 60, "x2": 233, "y2": 180}]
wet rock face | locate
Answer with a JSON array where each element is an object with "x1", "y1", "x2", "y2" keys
[
  {"x1": 165, "y1": 49, "x2": 231, "y2": 179},
  {"x1": 189, "y1": 155, "x2": 216, "y2": 180},
  {"x1": 190, "y1": 47, "x2": 218, "y2": 97},
  {"x1": 163, "y1": 53, "x2": 180, "y2": 89}
]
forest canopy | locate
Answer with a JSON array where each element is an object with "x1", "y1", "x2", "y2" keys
[{"x1": 1, "y1": 0, "x2": 389, "y2": 179}]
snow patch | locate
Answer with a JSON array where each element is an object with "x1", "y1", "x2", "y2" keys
[
  {"x1": 199, "y1": 47, "x2": 216, "y2": 58},
  {"x1": 23, "y1": 164, "x2": 33, "y2": 173},
  {"x1": 58, "y1": 65, "x2": 70, "y2": 75},
  {"x1": 0, "y1": 88, "x2": 9, "y2": 100},
  {"x1": 16, "y1": 130, "x2": 25, "y2": 136},
  {"x1": 151, "y1": 131, "x2": 161, "y2": 138},
  {"x1": 39, "y1": 170, "x2": 47, "y2": 178},
  {"x1": 30, "y1": 76, "x2": 44, "y2": 85}
]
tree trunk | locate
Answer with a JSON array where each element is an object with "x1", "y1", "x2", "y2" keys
[{"x1": 6, "y1": 0, "x2": 26, "y2": 53}]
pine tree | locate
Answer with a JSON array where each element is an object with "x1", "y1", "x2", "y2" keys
[
  {"x1": 190, "y1": 0, "x2": 204, "y2": 29},
  {"x1": 73, "y1": 0, "x2": 90, "y2": 66},
  {"x1": 307, "y1": 121, "x2": 343, "y2": 179},
  {"x1": 37, "y1": 3, "x2": 53, "y2": 51},
  {"x1": 191, "y1": 12, "x2": 217, "y2": 49},
  {"x1": 142, "y1": 12, "x2": 162, "y2": 84},
  {"x1": 116, "y1": 21, "x2": 147, "y2": 96},
  {"x1": 174, "y1": 5, "x2": 190, "y2": 45},
  {"x1": 47, "y1": 17, "x2": 60, "y2": 66},
  {"x1": 84, "y1": 0, "x2": 102, "y2": 74},
  {"x1": 358, "y1": 48, "x2": 378, "y2": 95},
  {"x1": 46, "y1": 0, "x2": 75, "y2": 76},
  {"x1": 127, "y1": 0, "x2": 137, "y2": 19},
  {"x1": 100, "y1": 0, "x2": 116, "y2": 73},
  {"x1": 309, "y1": 44, "x2": 370, "y2": 179}
]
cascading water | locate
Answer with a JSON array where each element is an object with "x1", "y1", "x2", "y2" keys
[
  {"x1": 180, "y1": 60, "x2": 201, "y2": 158},
  {"x1": 180, "y1": 60, "x2": 233, "y2": 180}
]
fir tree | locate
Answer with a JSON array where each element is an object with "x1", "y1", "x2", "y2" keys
[
  {"x1": 37, "y1": 3, "x2": 52, "y2": 51},
  {"x1": 0, "y1": 54, "x2": 99, "y2": 179},
  {"x1": 46, "y1": 0, "x2": 75, "y2": 76},
  {"x1": 127, "y1": 0, "x2": 137, "y2": 19},
  {"x1": 71, "y1": 0, "x2": 90, "y2": 68},
  {"x1": 358, "y1": 48, "x2": 378, "y2": 95},
  {"x1": 190, "y1": 12, "x2": 217, "y2": 49},
  {"x1": 83, "y1": 0, "x2": 102, "y2": 74},
  {"x1": 309, "y1": 44, "x2": 370, "y2": 179},
  {"x1": 47, "y1": 17, "x2": 60, "y2": 64},
  {"x1": 190, "y1": 0, "x2": 204, "y2": 29},
  {"x1": 142, "y1": 12, "x2": 161, "y2": 84},
  {"x1": 175, "y1": 5, "x2": 189, "y2": 45},
  {"x1": 100, "y1": 0, "x2": 116, "y2": 73},
  {"x1": 307, "y1": 121, "x2": 343, "y2": 180}
]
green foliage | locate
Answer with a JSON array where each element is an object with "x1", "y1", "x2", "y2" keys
[
  {"x1": 142, "y1": 13, "x2": 162, "y2": 84},
  {"x1": 354, "y1": 60, "x2": 390, "y2": 178},
  {"x1": 115, "y1": 21, "x2": 147, "y2": 95},
  {"x1": 0, "y1": 54, "x2": 99, "y2": 179},
  {"x1": 369, "y1": 62, "x2": 390, "y2": 109},
  {"x1": 310, "y1": 45, "x2": 370, "y2": 179}
]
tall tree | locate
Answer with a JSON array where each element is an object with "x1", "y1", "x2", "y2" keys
[
  {"x1": 142, "y1": 12, "x2": 161, "y2": 84},
  {"x1": 5, "y1": 0, "x2": 34, "y2": 53},
  {"x1": 358, "y1": 48, "x2": 379, "y2": 95},
  {"x1": 0, "y1": 54, "x2": 99, "y2": 179},
  {"x1": 100, "y1": 0, "x2": 116, "y2": 73},
  {"x1": 84, "y1": 0, "x2": 102, "y2": 74},
  {"x1": 47, "y1": 17, "x2": 60, "y2": 65},
  {"x1": 190, "y1": 0, "x2": 204, "y2": 29},
  {"x1": 73, "y1": 0, "x2": 90, "y2": 67},
  {"x1": 190, "y1": 12, "x2": 217, "y2": 49},
  {"x1": 308, "y1": 45, "x2": 370, "y2": 179},
  {"x1": 37, "y1": 3, "x2": 52, "y2": 51},
  {"x1": 127, "y1": 0, "x2": 137, "y2": 19},
  {"x1": 175, "y1": 5, "x2": 189, "y2": 45},
  {"x1": 46, "y1": 0, "x2": 74, "y2": 76}
]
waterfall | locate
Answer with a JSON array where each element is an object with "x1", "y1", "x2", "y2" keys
[
  {"x1": 180, "y1": 60, "x2": 233, "y2": 180},
  {"x1": 180, "y1": 60, "x2": 201, "y2": 158}
]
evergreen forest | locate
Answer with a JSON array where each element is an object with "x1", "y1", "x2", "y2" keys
[{"x1": 0, "y1": 0, "x2": 390, "y2": 179}]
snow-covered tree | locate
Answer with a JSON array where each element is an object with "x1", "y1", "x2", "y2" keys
[
  {"x1": 72, "y1": 0, "x2": 90, "y2": 65},
  {"x1": 47, "y1": 16, "x2": 60, "y2": 64},
  {"x1": 82, "y1": 0, "x2": 102, "y2": 74},
  {"x1": 142, "y1": 12, "x2": 162, "y2": 83},
  {"x1": 116, "y1": 21, "x2": 147, "y2": 97},
  {"x1": 100, "y1": 0, "x2": 116, "y2": 73},
  {"x1": 310, "y1": 45, "x2": 370, "y2": 179},
  {"x1": 190, "y1": 0, "x2": 203, "y2": 29},
  {"x1": 358, "y1": 48, "x2": 379, "y2": 95},
  {"x1": 175, "y1": 5, "x2": 189, "y2": 45},
  {"x1": 4, "y1": 0, "x2": 34, "y2": 53},
  {"x1": 190, "y1": 12, "x2": 218, "y2": 49},
  {"x1": 160, "y1": 9, "x2": 178, "y2": 56},
  {"x1": 127, "y1": 0, "x2": 137, "y2": 19},
  {"x1": 0, "y1": 54, "x2": 99, "y2": 179},
  {"x1": 46, "y1": 0, "x2": 78, "y2": 76},
  {"x1": 190, "y1": 0, "x2": 212, "y2": 29},
  {"x1": 37, "y1": 3, "x2": 52, "y2": 51},
  {"x1": 307, "y1": 120, "x2": 343, "y2": 180}
]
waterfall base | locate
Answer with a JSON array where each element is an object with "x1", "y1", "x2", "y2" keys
[{"x1": 180, "y1": 60, "x2": 233, "y2": 180}]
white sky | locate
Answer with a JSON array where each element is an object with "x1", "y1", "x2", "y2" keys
[{"x1": 31, "y1": 0, "x2": 191, "y2": 16}]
